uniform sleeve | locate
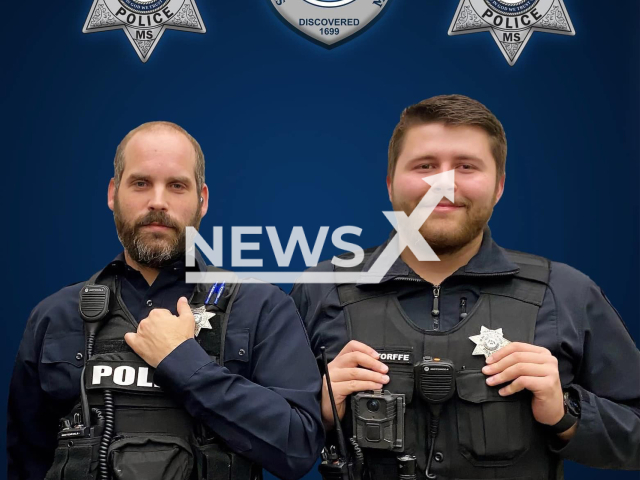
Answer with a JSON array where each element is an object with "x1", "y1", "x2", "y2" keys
[
  {"x1": 7, "y1": 310, "x2": 60, "y2": 480},
  {"x1": 290, "y1": 272, "x2": 349, "y2": 364},
  {"x1": 547, "y1": 267, "x2": 640, "y2": 469},
  {"x1": 153, "y1": 286, "x2": 324, "y2": 480}
]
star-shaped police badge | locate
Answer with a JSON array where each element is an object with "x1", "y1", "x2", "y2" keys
[
  {"x1": 449, "y1": 0, "x2": 575, "y2": 66},
  {"x1": 191, "y1": 306, "x2": 215, "y2": 337},
  {"x1": 469, "y1": 326, "x2": 511, "y2": 358},
  {"x1": 83, "y1": 0, "x2": 206, "y2": 62}
]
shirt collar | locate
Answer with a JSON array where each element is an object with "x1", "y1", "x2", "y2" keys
[{"x1": 358, "y1": 226, "x2": 520, "y2": 285}]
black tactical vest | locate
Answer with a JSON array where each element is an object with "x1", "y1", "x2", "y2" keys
[
  {"x1": 336, "y1": 250, "x2": 563, "y2": 480},
  {"x1": 45, "y1": 265, "x2": 261, "y2": 480}
]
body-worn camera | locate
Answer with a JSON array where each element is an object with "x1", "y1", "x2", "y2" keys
[{"x1": 351, "y1": 390, "x2": 405, "y2": 451}]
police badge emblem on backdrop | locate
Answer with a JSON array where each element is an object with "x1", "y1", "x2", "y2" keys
[
  {"x1": 449, "y1": 0, "x2": 574, "y2": 65},
  {"x1": 270, "y1": 0, "x2": 391, "y2": 47},
  {"x1": 83, "y1": 0, "x2": 206, "y2": 62}
]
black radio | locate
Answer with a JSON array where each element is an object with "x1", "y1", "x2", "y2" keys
[{"x1": 414, "y1": 356, "x2": 456, "y2": 404}]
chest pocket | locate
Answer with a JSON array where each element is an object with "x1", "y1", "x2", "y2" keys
[
  {"x1": 40, "y1": 333, "x2": 85, "y2": 400},
  {"x1": 455, "y1": 370, "x2": 534, "y2": 467}
]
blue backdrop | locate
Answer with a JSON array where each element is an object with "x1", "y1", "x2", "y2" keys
[{"x1": 1, "y1": 1, "x2": 638, "y2": 479}]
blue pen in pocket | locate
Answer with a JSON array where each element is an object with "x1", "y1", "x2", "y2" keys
[
  {"x1": 205, "y1": 283, "x2": 219, "y2": 305},
  {"x1": 214, "y1": 282, "x2": 226, "y2": 305}
]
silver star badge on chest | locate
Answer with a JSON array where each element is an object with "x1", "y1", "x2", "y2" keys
[
  {"x1": 469, "y1": 326, "x2": 511, "y2": 358},
  {"x1": 191, "y1": 306, "x2": 215, "y2": 337}
]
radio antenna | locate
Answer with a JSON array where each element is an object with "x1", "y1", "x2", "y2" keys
[{"x1": 321, "y1": 346, "x2": 348, "y2": 460}]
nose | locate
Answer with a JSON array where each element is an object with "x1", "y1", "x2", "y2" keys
[
  {"x1": 422, "y1": 168, "x2": 459, "y2": 204},
  {"x1": 424, "y1": 168, "x2": 459, "y2": 190},
  {"x1": 427, "y1": 182, "x2": 458, "y2": 200},
  {"x1": 148, "y1": 186, "x2": 169, "y2": 211}
]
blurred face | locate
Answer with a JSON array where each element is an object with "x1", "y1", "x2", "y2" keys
[
  {"x1": 387, "y1": 123, "x2": 504, "y2": 255},
  {"x1": 108, "y1": 128, "x2": 208, "y2": 268}
]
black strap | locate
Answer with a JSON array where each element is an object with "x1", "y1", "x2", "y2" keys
[
  {"x1": 504, "y1": 249, "x2": 551, "y2": 284},
  {"x1": 85, "y1": 270, "x2": 103, "y2": 286},
  {"x1": 188, "y1": 266, "x2": 241, "y2": 366},
  {"x1": 334, "y1": 247, "x2": 378, "y2": 276},
  {"x1": 219, "y1": 277, "x2": 241, "y2": 368}
]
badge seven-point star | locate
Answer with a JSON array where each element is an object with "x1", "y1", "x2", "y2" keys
[
  {"x1": 449, "y1": 0, "x2": 575, "y2": 66},
  {"x1": 83, "y1": 0, "x2": 206, "y2": 62},
  {"x1": 190, "y1": 306, "x2": 215, "y2": 337},
  {"x1": 470, "y1": 326, "x2": 512, "y2": 358}
]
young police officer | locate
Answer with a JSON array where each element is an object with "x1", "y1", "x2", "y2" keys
[
  {"x1": 8, "y1": 122, "x2": 323, "y2": 480},
  {"x1": 291, "y1": 95, "x2": 640, "y2": 479}
]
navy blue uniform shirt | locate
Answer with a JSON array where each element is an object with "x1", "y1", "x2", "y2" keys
[
  {"x1": 8, "y1": 252, "x2": 324, "y2": 480},
  {"x1": 291, "y1": 228, "x2": 640, "y2": 470}
]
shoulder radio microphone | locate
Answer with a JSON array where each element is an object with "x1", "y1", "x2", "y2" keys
[
  {"x1": 415, "y1": 356, "x2": 456, "y2": 479},
  {"x1": 415, "y1": 356, "x2": 456, "y2": 404},
  {"x1": 77, "y1": 284, "x2": 111, "y2": 432},
  {"x1": 78, "y1": 283, "x2": 113, "y2": 480}
]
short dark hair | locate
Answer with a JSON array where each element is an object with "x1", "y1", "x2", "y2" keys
[{"x1": 388, "y1": 95, "x2": 507, "y2": 179}]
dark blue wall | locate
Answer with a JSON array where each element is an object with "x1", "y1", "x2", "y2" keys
[{"x1": 1, "y1": 1, "x2": 638, "y2": 478}]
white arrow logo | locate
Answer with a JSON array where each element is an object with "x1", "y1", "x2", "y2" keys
[
  {"x1": 361, "y1": 170, "x2": 455, "y2": 283},
  {"x1": 185, "y1": 169, "x2": 455, "y2": 285}
]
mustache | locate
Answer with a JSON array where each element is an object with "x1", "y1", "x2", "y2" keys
[{"x1": 135, "y1": 211, "x2": 180, "y2": 230}]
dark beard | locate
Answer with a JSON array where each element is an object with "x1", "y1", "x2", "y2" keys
[
  {"x1": 393, "y1": 194, "x2": 495, "y2": 257},
  {"x1": 420, "y1": 205, "x2": 491, "y2": 256},
  {"x1": 113, "y1": 197, "x2": 202, "y2": 269}
]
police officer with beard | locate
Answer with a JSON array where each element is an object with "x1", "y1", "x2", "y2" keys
[
  {"x1": 291, "y1": 96, "x2": 640, "y2": 479},
  {"x1": 8, "y1": 122, "x2": 323, "y2": 480}
]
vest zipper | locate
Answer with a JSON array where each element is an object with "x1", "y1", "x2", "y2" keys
[
  {"x1": 431, "y1": 285, "x2": 441, "y2": 331},
  {"x1": 392, "y1": 271, "x2": 516, "y2": 332},
  {"x1": 460, "y1": 297, "x2": 467, "y2": 320}
]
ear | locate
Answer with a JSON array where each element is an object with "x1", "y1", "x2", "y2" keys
[
  {"x1": 386, "y1": 175, "x2": 393, "y2": 204},
  {"x1": 108, "y1": 178, "x2": 116, "y2": 212},
  {"x1": 199, "y1": 183, "x2": 209, "y2": 218},
  {"x1": 493, "y1": 174, "x2": 506, "y2": 205}
]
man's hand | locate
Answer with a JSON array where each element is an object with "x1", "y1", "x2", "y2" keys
[
  {"x1": 124, "y1": 297, "x2": 195, "y2": 368},
  {"x1": 322, "y1": 340, "x2": 390, "y2": 429},
  {"x1": 482, "y1": 342, "x2": 566, "y2": 428}
]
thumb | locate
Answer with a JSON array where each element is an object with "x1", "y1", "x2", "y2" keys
[
  {"x1": 176, "y1": 297, "x2": 193, "y2": 320},
  {"x1": 124, "y1": 332, "x2": 137, "y2": 348}
]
